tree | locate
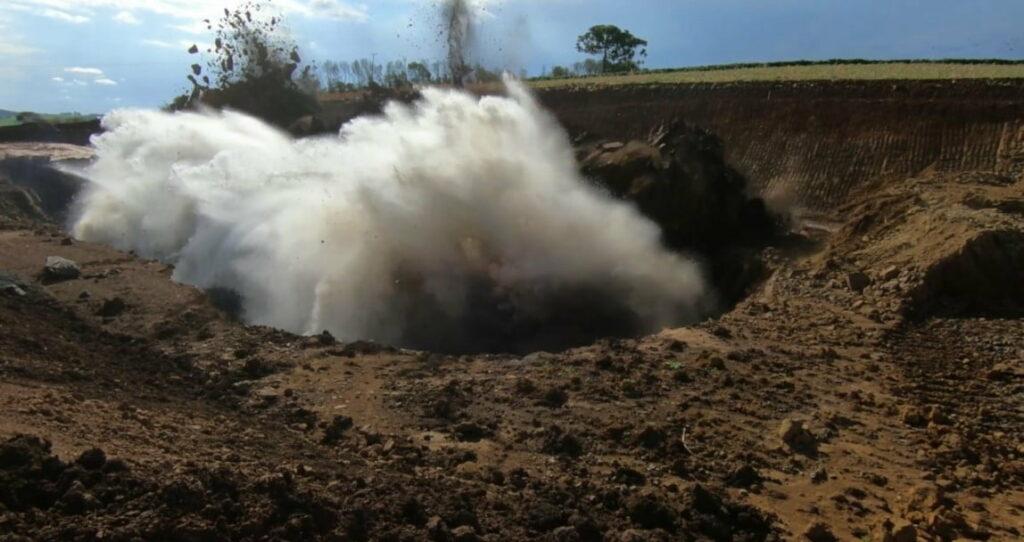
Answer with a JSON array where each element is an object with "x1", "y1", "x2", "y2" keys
[
  {"x1": 575, "y1": 25, "x2": 648, "y2": 73},
  {"x1": 550, "y1": 65, "x2": 571, "y2": 78},
  {"x1": 407, "y1": 62, "x2": 432, "y2": 84},
  {"x1": 384, "y1": 60, "x2": 410, "y2": 89}
]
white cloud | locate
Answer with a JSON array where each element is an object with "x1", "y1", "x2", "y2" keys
[
  {"x1": 113, "y1": 11, "x2": 139, "y2": 24},
  {"x1": 0, "y1": 41, "x2": 38, "y2": 55},
  {"x1": 94, "y1": 77, "x2": 118, "y2": 85},
  {"x1": 52, "y1": 76, "x2": 65, "y2": 82},
  {"x1": 0, "y1": 12, "x2": 37, "y2": 57},
  {"x1": 4, "y1": 1, "x2": 370, "y2": 23},
  {"x1": 305, "y1": 0, "x2": 368, "y2": 21},
  {"x1": 42, "y1": 8, "x2": 91, "y2": 23},
  {"x1": 142, "y1": 38, "x2": 210, "y2": 52},
  {"x1": 167, "y1": 20, "x2": 209, "y2": 35},
  {"x1": 142, "y1": 39, "x2": 177, "y2": 49},
  {"x1": 65, "y1": 67, "x2": 104, "y2": 75}
]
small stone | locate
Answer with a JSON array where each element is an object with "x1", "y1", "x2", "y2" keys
[
  {"x1": 75, "y1": 447, "x2": 106, "y2": 470},
  {"x1": 426, "y1": 516, "x2": 452, "y2": 542},
  {"x1": 888, "y1": 521, "x2": 917, "y2": 542},
  {"x1": 627, "y1": 493, "x2": 676, "y2": 530},
  {"x1": 901, "y1": 406, "x2": 928, "y2": 428},
  {"x1": 254, "y1": 387, "x2": 280, "y2": 401},
  {"x1": 724, "y1": 464, "x2": 762, "y2": 488},
  {"x1": 778, "y1": 419, "x2": 817, "y2": 451},
  {"x1": 317, "y1": 330, "x2": 337, "y2": 346},
  {"x1": 97, "y1": 297, "x2": 127, "y2": 317},
  {"x1": 453, "y1": 422, "x2": 490, "y2": 442},
  {"x1": 540, "y1": 387, "x2": 569, "y2": 408},
  {"x1": 927, "y1": 405, "x2": 952, "y2": 426},
  {"x1": 635, "y1": 425, "x2": 667, "y2": 449},
  {"x1": 879, "y1": 265, "x2": 900, "y2": 281},
  {"x1": 846, "y1": 271, "x2": 871, "y2": 293},
  {"x1": 322, "y1": 415, "x2": 354, "y2": 444},
  {"x1": 985, "y1": 362, "x2": 1019, "y2": 381},
  {"x1": 527, "y1": 501, "x2": 566, "y2": 532},
  {"x1": 903, "y1": 484, "x2": 943, "y2": 519},
  {"x1": 550, "y1": 526, "x2": 581, "y2": 542},
  {"x1": 1, "y1": 284, "x2": 25, "y2": 297},
  {"x1": 802, "y1": 521, "x2": 838, "y2": 542},
  {"x1": 43, "y1": 256, "x2": 81, "y2": 281},
  {"x1": 451, "y1": 525, "x2": 478, "y2": 542}
]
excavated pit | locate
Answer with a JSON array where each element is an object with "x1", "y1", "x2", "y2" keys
[
  {"x1": 4, "y1": 80, "x2": 1024, "y2": 542},
  {"x1": 10, "y1": 79, "x2": 1024, "y2": 353},
  {"x1": 0, "y1": 123, "x2": 778, "y2": 355}
]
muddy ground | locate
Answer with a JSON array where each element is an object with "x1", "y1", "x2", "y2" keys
[{"x1": 1, "y1": 83, "x2": 1024, "y2": 541}]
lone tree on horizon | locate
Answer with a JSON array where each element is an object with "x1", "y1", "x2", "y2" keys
[{"x1": 576, "y1": 24, "x2": 648, "y2": 73}]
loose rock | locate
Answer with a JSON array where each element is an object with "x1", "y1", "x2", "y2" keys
[{"x1": 43, "y1": 256, "x2": 81, "y2": 281}]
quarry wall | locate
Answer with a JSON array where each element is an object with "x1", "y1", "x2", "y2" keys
[{"x1": 537, "y1": 79, "x2": 1024, "y2": 211}]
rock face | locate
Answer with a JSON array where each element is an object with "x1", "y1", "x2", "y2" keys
[{"x1": 537, "y1": 80, "x2": 1024, "y2": 212}]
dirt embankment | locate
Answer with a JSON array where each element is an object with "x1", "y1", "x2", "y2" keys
[{"x1": 537, "y1": 80, "x2": 1024, "y2": 211}]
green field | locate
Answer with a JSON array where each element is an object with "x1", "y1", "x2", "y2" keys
[
  {"x1": 530, "y1": 62, "x2": 1024, "y2": 89},
  {"x1": 0, "y1": 113, "x2": 99, "y2": 128}
]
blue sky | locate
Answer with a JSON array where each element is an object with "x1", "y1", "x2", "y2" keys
[{"x1": 2, "y1": 0, "x2": 1024, "y2": 113}]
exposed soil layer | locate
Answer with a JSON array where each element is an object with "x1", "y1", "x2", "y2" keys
[{"x1": 536, "y1": 79, "x2": 1024, "y2": 212}]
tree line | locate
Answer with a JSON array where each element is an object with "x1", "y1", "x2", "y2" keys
[{"x1": 318, "y1": 59, "x2": 519, "y2": 92}]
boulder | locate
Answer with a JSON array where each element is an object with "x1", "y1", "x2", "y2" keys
[{"x1": 43, "y1": 256, "x2": 81, "y2": 282}]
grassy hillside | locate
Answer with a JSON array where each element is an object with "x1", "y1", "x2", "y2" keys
[{"x1": 530, "y1": 61, "x2": 1024, "y2": 89}]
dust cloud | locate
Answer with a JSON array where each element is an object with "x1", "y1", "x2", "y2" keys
[{"x1": 71, "y1": 79, "x2": 714, "y2": 352}]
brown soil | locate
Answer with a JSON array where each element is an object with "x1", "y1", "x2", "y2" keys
[{"x1": 1, "y1": 83, "x2": 1023, "y2": 541}]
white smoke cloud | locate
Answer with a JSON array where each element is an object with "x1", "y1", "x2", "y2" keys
[{"x1": 71, "y1": 79, "x2": 713, "y2": 352}]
